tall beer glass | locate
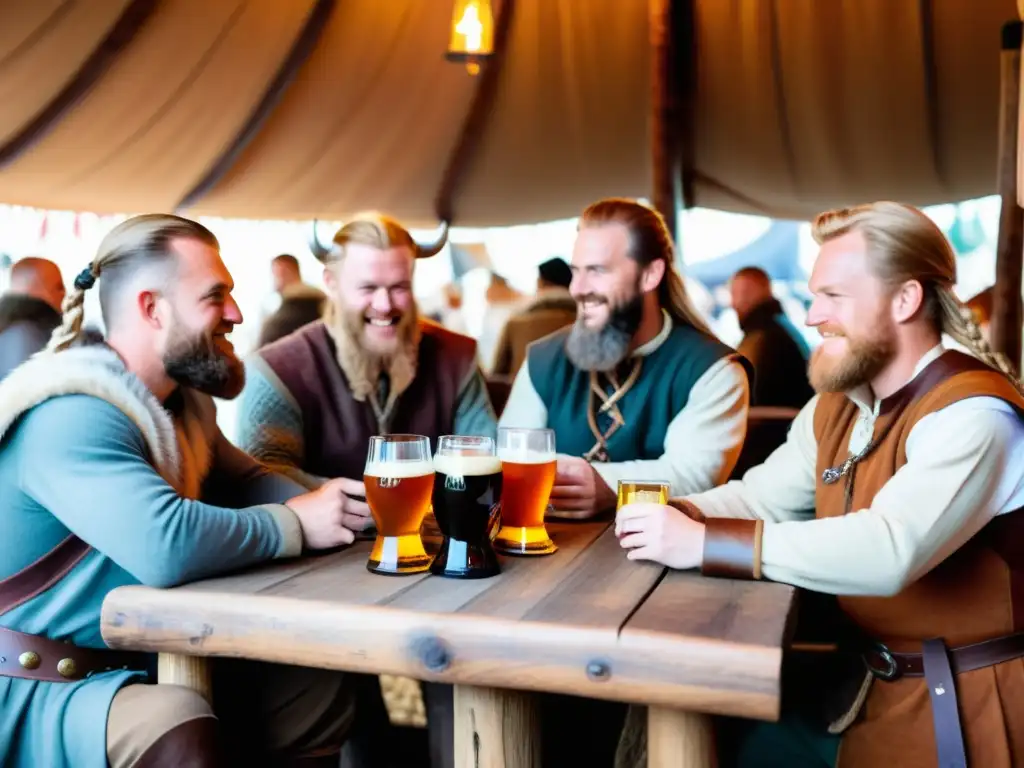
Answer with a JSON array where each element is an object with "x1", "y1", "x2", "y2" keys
[
  {"x1": 494, "y1": 427, "x2": 557, "y2": 556},
  {"x1": 364, "y1": 434, "x2": 434, "y2": 575},
  {"x1": 431, "y1": 436, "x2": 503, "y2": 579}
]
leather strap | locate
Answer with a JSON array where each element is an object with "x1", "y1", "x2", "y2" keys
[
  {"x1": 0, "y1": 534, "x2": 91, "y2": 615},
  {"x1": 701, "y1": 517, "x2": 764, "y2": 579},
  {"x1": 864, "y1": 632, "x2": 1024, "y2": 679},
  {"x1": 134, "y1": 716, "x2": 224, "y2": 768},
  {"x1": 922, "y1": 638, "x2": 968, "y2": 768},
  {"x1": 0, "y1": 626, "x2": 148, "y2": 683}
]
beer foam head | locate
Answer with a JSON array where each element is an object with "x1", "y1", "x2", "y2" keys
[
  {"x1": 497, "y1": 447, "x2": 555, "y2": 464},
  {"x1": 364, "y1": 459, "x2": 435, "y2": 478},
  {"x1": 433, "y1": 453, "x2": 502, "y2": 477}
]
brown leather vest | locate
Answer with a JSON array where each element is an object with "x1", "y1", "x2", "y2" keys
[
  {"x1": 258, "y1": 320, "x2": 478, "y2": 480},
  {"x1": 813, "y1": 351, "x2": 1024, "y2": 651}
]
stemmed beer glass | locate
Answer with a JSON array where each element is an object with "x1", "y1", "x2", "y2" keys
[
  {"x1": 430, "y1": 435, "x2": 503, "y2": 578},
  {"x1": 493, "y1": 427, "x2": 557, "y2": 556},
  {"x1": 363, "y1": 435, "x2": 434, "y2": 575}
]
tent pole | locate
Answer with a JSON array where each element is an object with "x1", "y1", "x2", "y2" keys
[
  {"x1": 993, "y1": 20, "x2": 1024, "y2": 375},
  {"x1": 650, "y1": 0, "x2": 688, "y2": 254}
]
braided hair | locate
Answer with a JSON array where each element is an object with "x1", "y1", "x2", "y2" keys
[
  {"x1": 812, "y1": 201, "x2": 1023, "y2": 397},
  {"x1": 47, "y1": 214, "x2": 218, "y2": 353}
]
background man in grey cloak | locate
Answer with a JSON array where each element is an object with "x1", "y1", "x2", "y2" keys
[{"x1": 0, "y1": 256, "x2": 66, "y2": 380}]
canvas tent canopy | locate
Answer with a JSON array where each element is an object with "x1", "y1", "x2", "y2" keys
[{"x1": 0, "y1": 0, "x2": 1019, "y2": 228}]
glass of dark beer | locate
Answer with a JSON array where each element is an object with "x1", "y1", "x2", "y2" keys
[
  {"x1": 493, "y1": 427, "x2": 557, "y2": 556},
  {"x1": 430, "y1": 435, "x2": 503, "y2": 579},
  {"x1": 364, "y1": 434, "x2": 435, "y2": 575}
]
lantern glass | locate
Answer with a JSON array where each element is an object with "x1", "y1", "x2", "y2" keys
[{"x1": 447, "y1": 0, "x2": 495, "y2": 74}]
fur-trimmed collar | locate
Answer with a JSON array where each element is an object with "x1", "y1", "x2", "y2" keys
[{"x1": 0, "y1": 344, "x2": 216, "y2": 499}]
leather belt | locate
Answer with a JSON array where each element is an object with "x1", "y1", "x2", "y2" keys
[
  {"x1": 862, "y1": 632, "x2": 1024, "y2": 681},
  {"x1": 0, "y1": 626, "x2": 149, "y2": 683},
  {"x1": 862, "y1": 632, "x2": 1024, "y2": 768}
]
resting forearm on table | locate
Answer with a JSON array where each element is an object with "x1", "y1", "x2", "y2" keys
[
  {"x1": 692, "y1": 398, "x2": 1024, "y2": 596},
  {"x1": 17, "y1": 397, "x2": 303, "y2": 588}
]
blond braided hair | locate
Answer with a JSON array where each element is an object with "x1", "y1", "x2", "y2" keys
[
  {"x1": 47, "y1": 264, "x2": 99, "y2": 352},
  {"x1": 812, "y1": 201, "x2": 1023, "y2": 396},
  {"x1": 46, "y1": 214, "x2": 218, "y2": 353},
  {"x1": 935, "y1": 288, "x2": 1022, "y2": 389}
]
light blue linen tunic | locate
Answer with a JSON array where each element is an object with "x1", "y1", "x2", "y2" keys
[{"x1": 0, "y1": 394, "x2": 304, "y2": 767}]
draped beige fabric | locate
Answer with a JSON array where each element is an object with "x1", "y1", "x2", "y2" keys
[{"x1": 0, "y1": 0, "x2": 1016, "y2": 225}]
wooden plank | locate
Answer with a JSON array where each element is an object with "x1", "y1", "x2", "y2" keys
[
  {"x1": 455, "y1": 523, "x2": 637, "y2": 621},
  {"x1": 100, "y1": 583, "x2": 769, "y2": 715},
  {"x1": 617, "y1": 570, "x2": 796, "y2": 720},
  {"x1": 178, "y1": 548, "x2": 350, "y2": 594},
  {"x1": 385, "y1": 522, "x2": 607, "y2": 615},
  {"x1": 523, "y1": 527, "x2": 665, "y2": 628},
  {"x1": 624, "y1": 571, "x2": 795, "y2": 646},
  {"x1": 261, "y1": 543, "x2": 432, "y2": 605}
]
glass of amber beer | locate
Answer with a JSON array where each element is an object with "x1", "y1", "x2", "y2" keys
[
  {"x1": 493, "y1": 427, "x2": 557, "y2": 556},
  {"x1": 430, "y1": 436, "x2": 503, "y2": 579},
  {"x1": 617, "y1": 480, "x2": 670, "y2": 509},
  {"x1": 364, "y1": 434, "x2": 435, "y2": 575}
]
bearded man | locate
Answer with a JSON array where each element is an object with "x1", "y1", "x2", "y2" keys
[
  {"x1": 616, "y1": 201, "x2": 1024, "y2": 768},
  {"x1": 238, "y1": 213, "x2": 496, "y2": 487},
  {"x1": 497, "y1": 198, "x2": 751, "y2": 767},
  {"x1": 499, "y1": 197, "x2": 751, "y2": 519},
  {"x1": 0, "y1": 214, "x2": 383, "y2": 767},
  {"x1": 236, "y1": 213, "x2": 497, "y2": 768}
]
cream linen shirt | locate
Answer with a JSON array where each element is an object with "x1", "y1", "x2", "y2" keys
[
  {"x1": 685, "y1": 345, "x2": 1024, "y2": 596},
  {"x1": 499, "y1": 311, "x2": 751, "y2": 496}
]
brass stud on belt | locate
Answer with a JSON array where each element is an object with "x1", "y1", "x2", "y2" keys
[
  {"x1": 57, "y1": 658, "x2": 78, "y2": 679},
  {"x1": 18, "y1": 651, "x2": 41, "y2": 670}
]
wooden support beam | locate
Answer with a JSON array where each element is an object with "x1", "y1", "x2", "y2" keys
[
  {"x1": 158, "y1": 652, "x2": 213, "y2": 704},
  {"x1": 434, "y1": 0, "x2": 517, "y2": 226},
  {"x1": 994, "y1": 20, "x2": 1024, "y2": 375},
  {"x1": 650, "y1": 0, "x2": 696, "y2": 251},
  {"x1": 453, "y1": 685, "x2": 539, "y2": 768},
  {"x1": 650, "y1": 0, "x2": 681, "y2": 246}
]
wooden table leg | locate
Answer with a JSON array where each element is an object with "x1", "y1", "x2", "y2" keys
[
  {"x1": 647, "y1": 706, "x2": 715, "y2": 768},
  {"x1": 453, "y1": 684, "x2": 539, "y2": 768},
  {"x1": 157, "y1": 653, "x2": 212, "y2": 704}
]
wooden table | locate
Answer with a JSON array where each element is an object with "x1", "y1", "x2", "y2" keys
[{"x1": 100, "y1": 522, "x2": 795, "y2": 767}]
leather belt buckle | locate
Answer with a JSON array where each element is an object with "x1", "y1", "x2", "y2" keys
[{"x1": 863, "y1": 641, "x2": 901, "y2": 681}]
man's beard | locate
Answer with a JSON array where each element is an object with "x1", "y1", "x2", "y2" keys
[
  {"x1": 328, "y1": 302, "x2": 421, "y2": 404},
  {"x1": 808, "y1": 319, "x2": 896, "y2": 394},
  {"x1": 565, "y1": 289, "x2": 644, "y2": 372},
  {"x1": 163, "y1": 321, "x2": 245, "y2": 400}
]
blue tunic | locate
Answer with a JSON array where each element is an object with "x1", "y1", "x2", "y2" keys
[
  {"x1": 0, "y1": 394, "x2": 305, "y2": 767},
  {"x1": 528, "y1": 323, "x2": 746, "y2": 461}
]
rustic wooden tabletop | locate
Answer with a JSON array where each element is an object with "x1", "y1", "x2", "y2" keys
[{"x1": 100, "y1": 521, "x2": 796, "y2": 767}]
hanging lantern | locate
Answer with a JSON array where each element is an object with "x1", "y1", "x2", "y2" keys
[{"x1": 446, "y1": 0, "x2": 495, "y2": 75}]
